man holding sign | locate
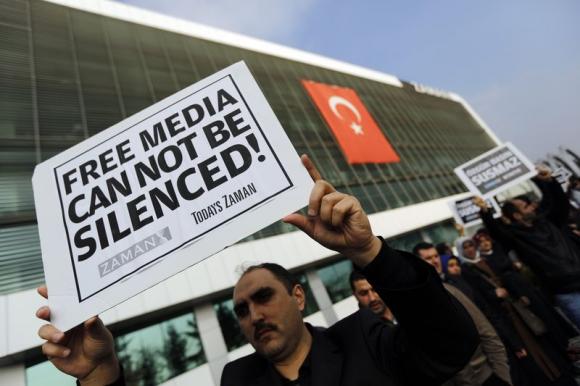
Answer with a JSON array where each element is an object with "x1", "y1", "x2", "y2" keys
[{"x1": 36, "y1": 155, "x2": 478, "y2": 386}]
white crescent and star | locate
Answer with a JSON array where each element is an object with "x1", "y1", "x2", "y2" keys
[{"x1": 328, "y1": 95, "x2": 364, "y2": 135}]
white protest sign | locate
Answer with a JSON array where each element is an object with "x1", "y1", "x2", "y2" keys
[
  {"x1": 448, "y1": 196, "x2": 501, "y2": 227},
  {"x1": 32, "y1": 61, "x2": 314, "y2": 331},
  {"x1": 454, "y1": 143, "x2": 536, "y2": 198},
  {"x1": 551, "y1": 167, "x2": 573, "y2": 191}
]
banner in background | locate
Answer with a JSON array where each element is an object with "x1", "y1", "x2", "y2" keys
[
  {"x1": 449, "y1": 196, "x2": 501, "y2": 227},
  {"x1": 302, "y1": 80, "x2": 399, "y2": 164},
  {"x1": 454, "y1": 142, "x2": 536, "y2": 198}
]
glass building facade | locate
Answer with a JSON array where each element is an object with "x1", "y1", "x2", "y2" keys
[{"x1": 1, "y1": 1, "x2": 499, "y2": 385}]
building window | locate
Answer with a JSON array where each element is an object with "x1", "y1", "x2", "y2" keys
[
  {"x1": 25, "y1": 311, "x2": 205, "y2": 386},
  {"x1": 214, "y1": 273, "x2": 319, "y2": 352},
  {"x1": 214, "y1": 296, "x2": 248, "y2": 352},
  {"x1": 115, "y1": 312, "x2": 206, "y2": 386},
  {"x1": 317, "y1": 259, "x2": 353, "y2": 303},
  {"x1": 387, "y1": 231, "x2": 425, "y2": 253},
  {"x1": 26, "y1": 361, "x2": 76, "y2": 386},
  {"x1": 421, "y1": 221, "x2": 459, "y2": 248}
]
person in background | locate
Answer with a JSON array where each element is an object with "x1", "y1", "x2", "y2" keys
[
  {"x1": 474, "y1": 232, "x2": 576, "y2": 346},
  {"x1": 473, "y1": 167, "x2": 580, "y2": 330},
  {"x1": 566, "y1": 176, "x2": 580, "y2": 237},
  {"x1": 567, "y1": 176, "x2": 580, "y2": 210},
  {"x1": 443, "y1": 255, "x2": 462, "y2": 276},
  {"x1": 425, "y1": 243, "x2": 477, "y2": 302},
  {"x1": 436, "y1": 242, "x2": 455, "y2": 258},
  {"x1": 349, "y1": 270, "x2": 396, "y2": 327},
  {"x1": 413, "y1": 242, "x2": 513, "y2": 386},
  {"x1": 456, "y1": 237, "x2": 577, "y2": 386}
]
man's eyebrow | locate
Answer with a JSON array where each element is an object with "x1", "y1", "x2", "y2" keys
[
  {"x1": 233, "y1": 287, "x2": 274, "y2": 310},
  {"x1": 250, "y1": 286, "x2": 274, "y2": 301}
]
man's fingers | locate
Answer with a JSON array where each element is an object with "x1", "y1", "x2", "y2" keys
[
  {"x1": 38, "y1": 324, "x2": 65, "y2": 343},
  {"x1": 319, "y1": 192, "x2": 348, "y2": 224},
  {"x1": 37, "y1": 285, "x2": 48, "y2": 299},
  {"x1": 331, "y1": 197, "x2": 357, "y2": 228},
  {"x1": 301, "y1": 154, "x2": 323, "y2": 182},
  {"x1": 282, "y1": 213, "x2": 314, "y2": 237},
  {"x1": 42, "y1": 342, "x2": 71, "y2": 358},
  {"x1": 84, "y1": 316, "x2": 109, "y2": 340},
  {"x1": 36, "y1": 306, "x2": 51, "y2": 321},
  {"x1": 308, "y1": 180, "x2": 336, "y2": 216}
]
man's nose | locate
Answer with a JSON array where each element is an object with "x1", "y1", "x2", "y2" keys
[
  {"x1": 249, "y1": 303, "x2": 264, "y2": 323},
  {"x1": 369, "y1": 290, "x2": 378, "y2": 301}
]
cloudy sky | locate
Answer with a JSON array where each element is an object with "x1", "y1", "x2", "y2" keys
[{"x1": 119, "y1": 0, "x2": 579, "y2": 161}]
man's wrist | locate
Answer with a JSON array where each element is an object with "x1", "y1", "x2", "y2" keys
[
  {"x1": 79, "y1": 355, "x2": 120, "y2": 386},
  {"x1": 345, "y1": 236, "x2": 383, "y2": 268}
]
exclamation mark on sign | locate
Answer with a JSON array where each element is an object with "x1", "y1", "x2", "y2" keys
[{"x1": 246, "y1": 133, "x2": 265, "y2": 162}]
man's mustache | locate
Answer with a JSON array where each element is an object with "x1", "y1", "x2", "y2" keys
[
  {"x1": 369, "y1": 300, "x2": 384, "y2": 308},
  {"x1": 253, "y1": 321, "x2": 278, "y2": 340}
]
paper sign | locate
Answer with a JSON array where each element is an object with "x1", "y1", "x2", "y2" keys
[
  {"x1": 32, "y1": 61, "x2": 314, "y2": 331},
  {"x1": 448, "y1": 196, "x2": 501, "y2": 227},
  {"x1": 454, "y1": 143, "x2": 536, "y2": 198},
  {"x1": 552, "y1": 167, "x2": 573, "y2": 190}
]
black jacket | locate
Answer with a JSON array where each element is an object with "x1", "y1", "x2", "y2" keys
[
  {"x1": 221, "y1": 242, "x2": 479, "y2": 386},
  {"x1": 481, "y1": 178, "x2": 580, "y2": 294}
]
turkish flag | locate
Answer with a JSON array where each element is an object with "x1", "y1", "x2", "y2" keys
[{"x1": 302, "y1": 80, "x2": 399, "y2": 164}]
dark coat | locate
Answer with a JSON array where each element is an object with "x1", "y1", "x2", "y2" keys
[
  {"x1": 481, "y1": 178, "x2": 580, "y2": 294},
  {"x1": 221, "y1": 243, "x2": 479, "y2": 386}
]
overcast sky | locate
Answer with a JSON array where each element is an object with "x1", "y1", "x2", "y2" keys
[{"x1": 120, "y1": 0, "x2": 579, "y2": 161}]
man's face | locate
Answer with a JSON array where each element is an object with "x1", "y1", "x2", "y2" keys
[
  {"x1": 352, "y1": 278, "x2": 387, "y2": 316},
  {"x1": 478, "y1": 236, "x2": 493, "y2": 253},
  {"x1": 233, "y1": 269, "x2": 305, "y2": 362},
  {"x1": 512, "y1": 198, "x2": 537, "y2": 223},
  {"x1": 462, "y1": 240, "x2": 478, "y2": 259},
  {"x1": 417, "y1": 247, "x2": 442, "y2": 274}
]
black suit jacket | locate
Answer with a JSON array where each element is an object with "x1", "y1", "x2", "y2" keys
[{"x1": 221, "y1": 242, "x2": 478, "y2": 386}]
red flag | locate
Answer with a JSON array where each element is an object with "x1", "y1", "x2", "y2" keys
[{"x1": 302, "y1": 80, "x2": 399, "y2": 164}]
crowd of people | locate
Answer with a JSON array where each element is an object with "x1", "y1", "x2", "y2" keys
[{"x1": 34, "y1": 157, "x2": 580, "y2": 386}]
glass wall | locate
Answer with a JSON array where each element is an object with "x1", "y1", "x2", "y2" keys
[
  {"x1": 317, "y1": 259, "x2": 353, "y2": 304},
  {"x1": 115, "y1": 312, "x2": 206, "y2": 386},
  {"x1": 25, "y1": 311, "x2": 206, "y2": 386},
  {"x1": 26, "y1": 361, "x2": 76, "y2": 386}
]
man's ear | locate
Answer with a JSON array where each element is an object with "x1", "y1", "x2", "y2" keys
[{"x1": 292, "y1": 284, "x2": 306, "y2": 312}]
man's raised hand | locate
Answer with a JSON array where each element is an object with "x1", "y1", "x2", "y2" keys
[{"x1": 283, "y1": 155, "x2": 381, "y2": 267}]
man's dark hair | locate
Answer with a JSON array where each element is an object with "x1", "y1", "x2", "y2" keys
[
  {"x1": 241, "y1": 263, "x2": 299, "y2": 294},
  {"x1": 412, "y1": 242, "x2": 434, "y2": 256},
  {"x1": 501, "y1": 201, "x2": 520, "y2": 222},
  {"x1": 349, "y1": 269, "x2": 367, "y2": 292},
  {"x1": 514, "y1": 194, "x2": 532, "y2": 204}
]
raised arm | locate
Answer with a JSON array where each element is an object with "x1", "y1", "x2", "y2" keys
[
  {"x1": 533, "y1": 166, "x2": 570, "y2": 226},
  {"x1": 473, "y1": 197, "x2": 516, "y2": 250},
  {"x1": 284, "y1": 155, "x2": 478, "y2": 385}
]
